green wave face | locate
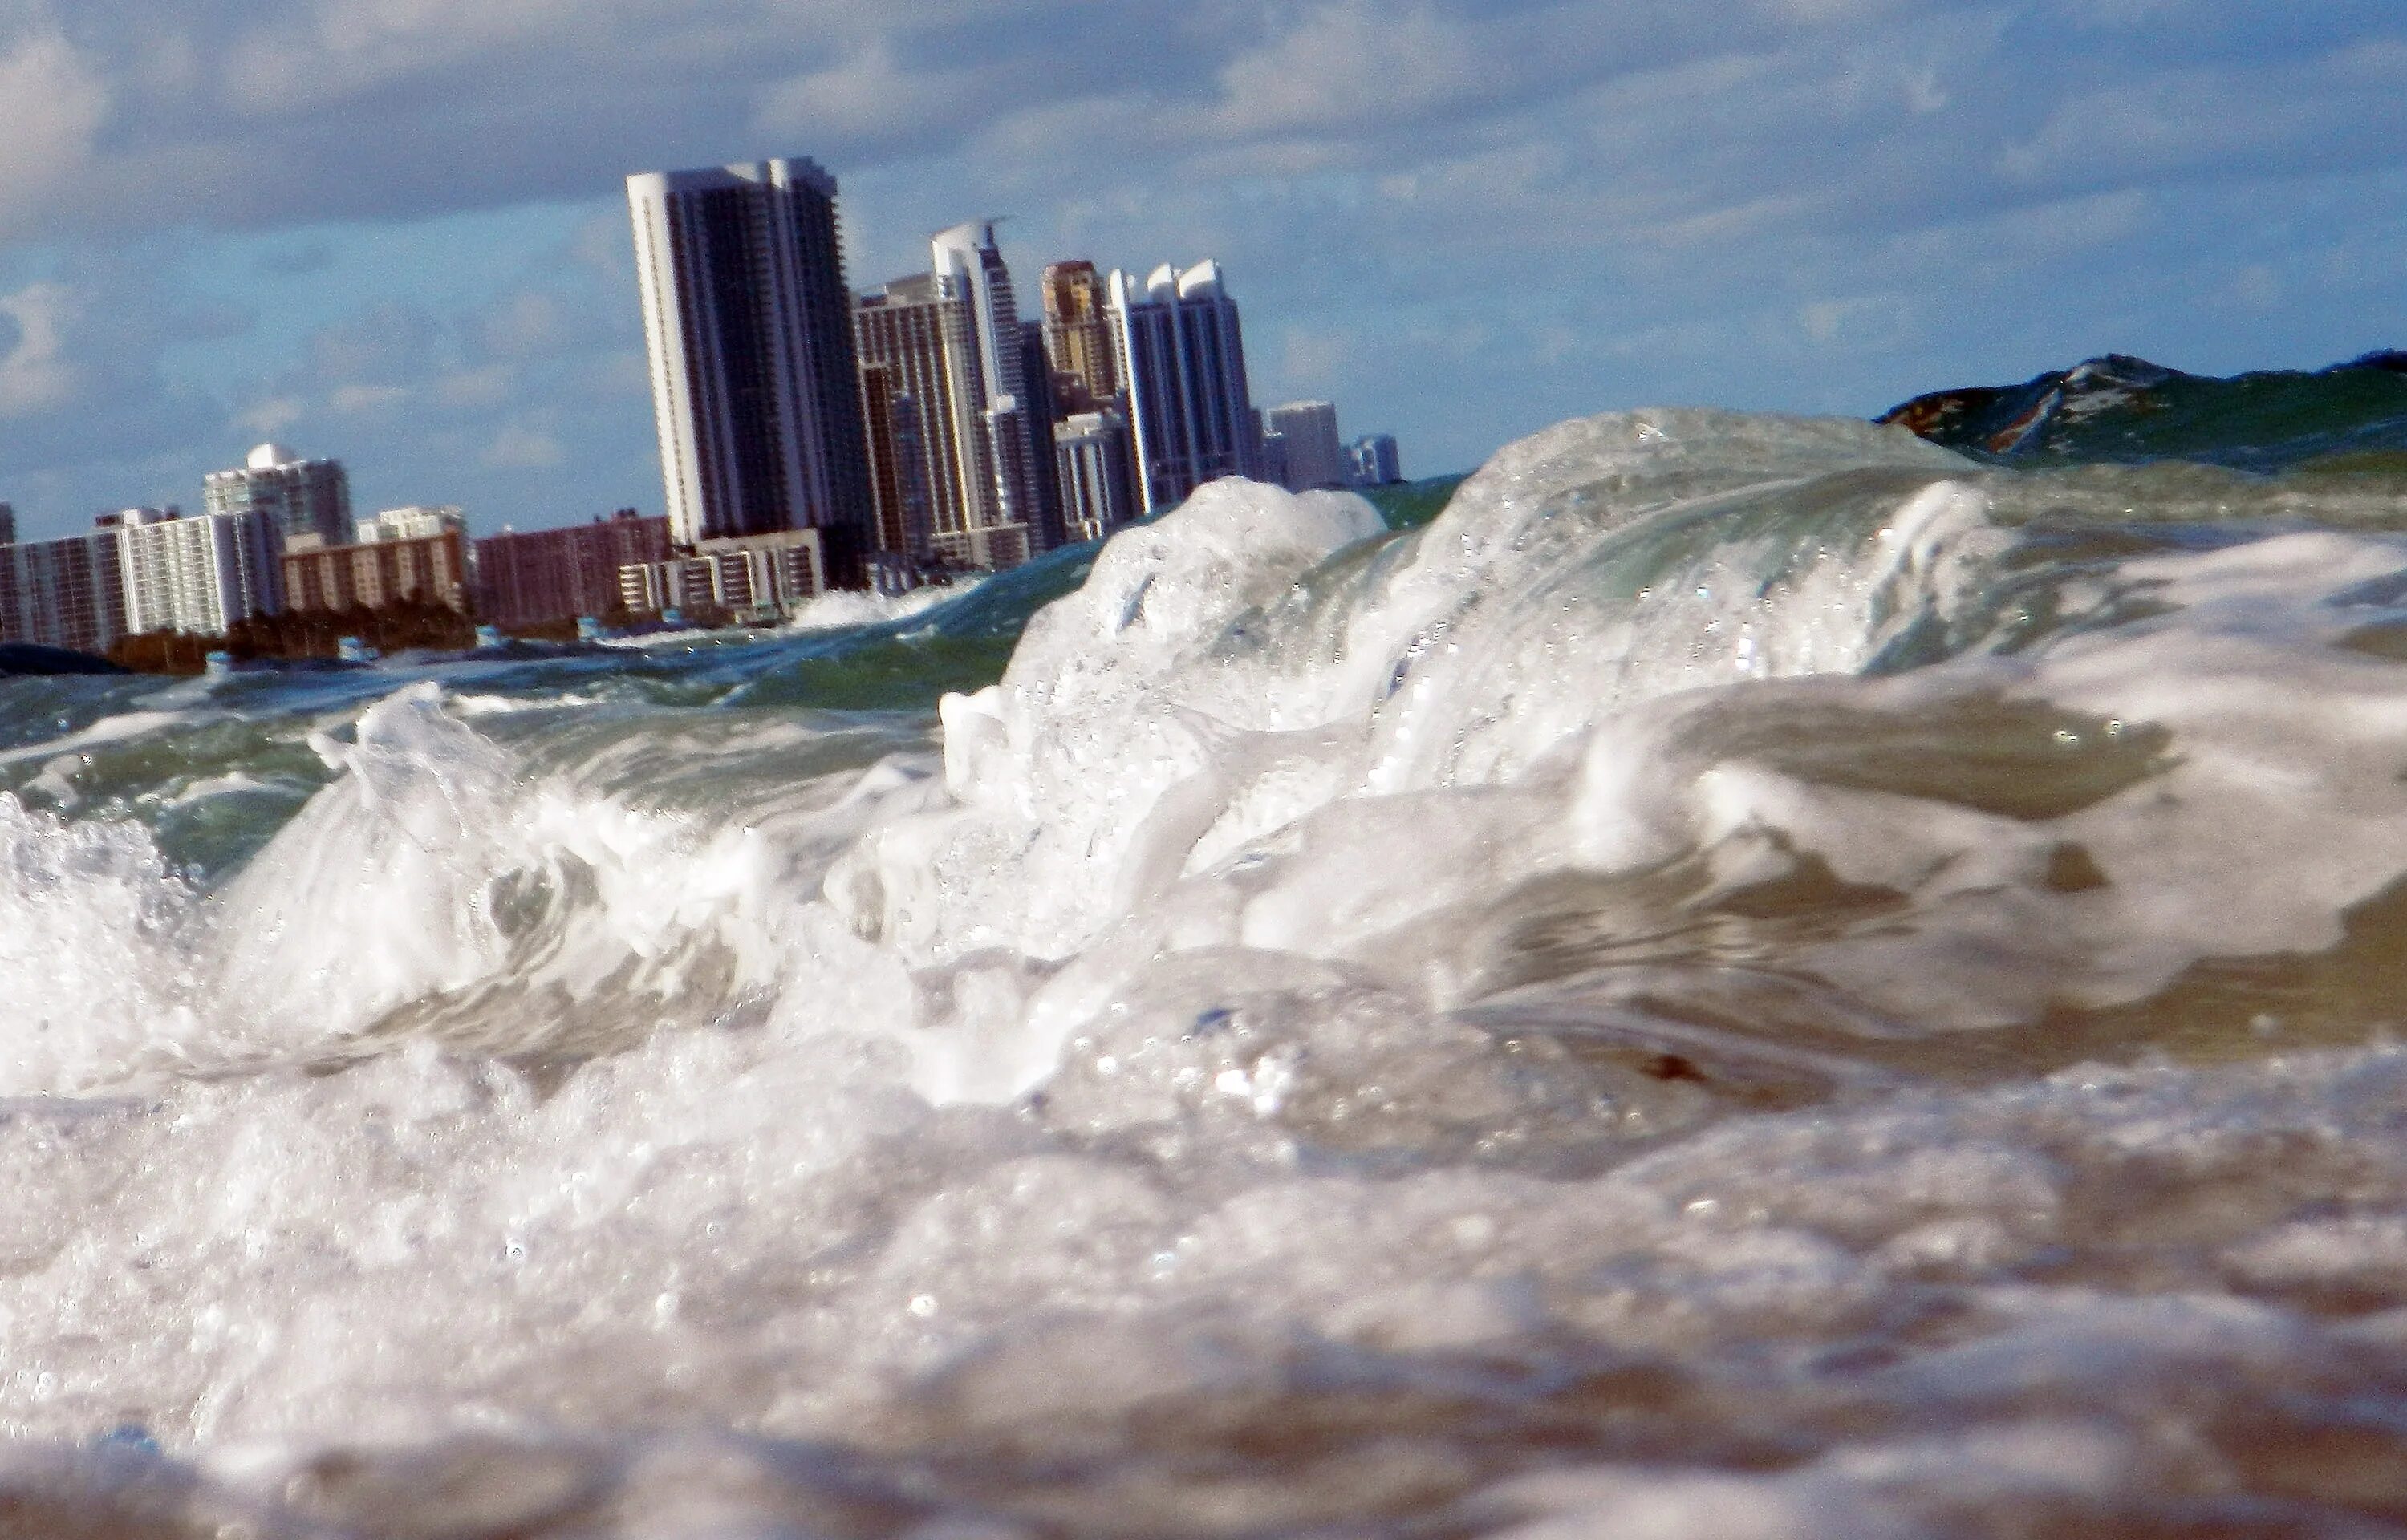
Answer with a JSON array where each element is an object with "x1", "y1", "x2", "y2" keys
[{"x1": 1885, "y1": 351, "x2": 2407, "y2": 475}]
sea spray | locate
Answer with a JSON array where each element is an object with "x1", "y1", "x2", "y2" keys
[{"x1": 2, "y1": 411, "x2": 2407, "y2": 1532}]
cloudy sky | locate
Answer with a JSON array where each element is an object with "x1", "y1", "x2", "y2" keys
[{"x1": 0, "y1": 0, "x2": 2401, "y2": 539}]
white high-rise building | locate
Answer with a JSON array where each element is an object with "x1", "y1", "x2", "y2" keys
[
  {"x1": 1054, "y1": 409, "x2": 1139, "y2": 542},
  {"x1": 1107, "y1": 261, "x2": 1259, "y2": 513},
  {"x1": 932, "y1": 221, "x2": 1059, "y2": 553},
  {"x1": 1266, "y1": 401, "x2": 1346, "y2": 490},
  {"x1": 627, "y1": 159, "x2": 875, "y2": 566},
  {"x1": 117, "y1": 507, "x2": 283, "y2": 638},
  {"x1": 205, "y1": 444, "x2": 351, "y2": 548},
  {"x1": 358, "y1": 505, "x2": 467, "y2": 544}
]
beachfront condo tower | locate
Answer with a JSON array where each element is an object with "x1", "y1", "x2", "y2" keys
[
  {"x1": 1107, "y1": 261, "x2": 1260, "y2": 513},
  {"x1": 627, "y1": 159, "x2": 875, "y2": 572}
]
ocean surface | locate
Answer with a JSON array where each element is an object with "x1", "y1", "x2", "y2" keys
[{"x1": 13, "y1": 391, "x2": 2407, "y2": 1536}]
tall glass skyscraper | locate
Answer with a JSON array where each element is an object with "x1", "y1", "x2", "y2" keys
[
  {"x1": 1107, "y1": 261, "x2": 1260, "y2": 513},
  {"x1": 627, "y1": 159, "x2": 875, "y2": 575},
  {"x1": 932, "y1": 221, "x2": 1057, "y2": 554},
  {"x1": 204, "y1": 443, "x2": 351, "y2": 548}
]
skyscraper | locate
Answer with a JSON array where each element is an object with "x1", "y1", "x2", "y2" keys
[
  {"x1": 858, "y1": 361, "x2": 932, "y2": 561},
  {"x1": 1266, "y1": 401, "x2": 1347, "y2": 490},
  {"x1": 1018, "y1": 320, "x2": 1069, "y2": 553},
  {"x1": 855, "y1": 274, "x2": 1031, "y2": 570},
  {"x1": 0, "y1": 526, "x2": 126, "y2": 655},
  {"x1": 1040, "y1": 261, "x2": 1118, "y2": 412},
  {"x1": 118, "y1": 506, "x2": 284, "y2": 637},
  {"x1": 932, "y1": 221, "x2": 1058, "y2": 553},
  {"x1": 627, "y1": 159, "x2": 875, "y2": 576},
  {"x1": 0, "y1": 504, "x2": 14, "y2": 547},
  {"x1": 1350, "y1": 434, "x2": 1404, "y2": 486},
  {"x1": 1054, "y1": 409, "x2": 1139, "y2": 542},
  {"x1": 1108, "y1": 261, "x2": 1260, "y2": 513},
  {"x1": 205, "y1": 444, "x2": 351, "y2": 547}
]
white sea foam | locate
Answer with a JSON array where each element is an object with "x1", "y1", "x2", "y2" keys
[
  {"x1": 4, "y1": 412, "x2": 2407, "y2": 1531},
  {"x1": 784, "y1": 573, "x2": 988, "y2": 632},
  {"x1": 0, "y1": 708, "x2": 201, "y2": 767}
]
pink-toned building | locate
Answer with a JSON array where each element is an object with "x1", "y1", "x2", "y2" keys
[{"x1": 473, "y1": 510, "x2": 672, "y2": 628}]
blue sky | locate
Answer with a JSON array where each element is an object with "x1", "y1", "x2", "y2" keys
[{"x1": 0, "y1": 0, "x2": 2402, "y2": 539}]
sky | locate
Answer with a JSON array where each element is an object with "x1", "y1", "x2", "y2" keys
[{"x1": 0, "y1": 0, "x2": 2403, "y2": 540}]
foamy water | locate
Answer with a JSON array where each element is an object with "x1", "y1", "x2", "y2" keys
[{"x1": 6, "y1": 410, "x2": 2407, "y2": 1536}]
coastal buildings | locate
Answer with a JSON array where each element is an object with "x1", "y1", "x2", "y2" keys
[
  {"x1": 1108, "y1": 261, "x2": 1260, "y2": 513},
  {"x1": 117, "y1": 506, "x2": 284, "y2": 637},
  {"x1": 627, "y1": 159, "x2": 876, "y2": 571},
  {"x1": 0, "y1": 526, "x2": 128, "y2": 654},
  {"x1": 4, "y1": 156, "x2": 1394, "y2": 658},
  {"x1": 1019, "y1": 321, "x2": 1069, "y2": 553},
  {"x1": 1039, "y1": 261, "x2": 1118, "y2": 413},
  {"x1": 284, "y1": 526, "x2": 471, "y2": 615},
  {"x1": 474, "y1": 510, "x2": 672, "y2": 628},
  {"x1": 932, "y1": 221, "x2": 1056, "y2": 554},
  {"x1": 619, "y1": 529, "x2": 826, "y2": 620},
  {"x1": 855, "y1": 273, "x2": 1032, "y2": 569},
  {"x1": 858, "y1": 361, "x2": 932, "y2": 564},
  {"x1": 1054, "y1": 409, "x2": 1140, "y2": 542},
  {"x1": 358, "y1": 505, "x2": 466, "y2": 544},
  {"x1": 1265, "y1": 401, "x2": 1347, "y2": 491},
  {"x1": 205, "y1": 444, "x2": 351, "y2": 548},
  {"x1": 1350, "y1": 434, "x2": 1403, "y2": 486}
]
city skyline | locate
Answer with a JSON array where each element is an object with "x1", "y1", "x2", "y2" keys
[{"x1": 0, "y1": 4, "x2": 2403, "y2": 538}]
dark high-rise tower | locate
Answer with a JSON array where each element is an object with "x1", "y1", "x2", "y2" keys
[
  {"x1": 627, "y1": 159, "x2": 875, "y2": 578},
  {"x1": 1109, "y1": 261, "x2": 1260, "y2": 513}
]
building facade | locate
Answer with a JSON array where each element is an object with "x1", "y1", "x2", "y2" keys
[
  {"x1": 284, "y1": 529, "x2": 471, "y2": 614},
  {"x1": 1018, "y1": 320, "x2": 1068, "y2": 553},
  {"x1": 1266, "y1": 401, "x2": 1347, "y2": 490},
  {"x1": 627, "y1": 159, "x2": 875, "y2": 571},
  {"x1": 0, "y1": 529, "x2": 127, "y2": 654},
  {"x1": 358, "y1": 505, "x2": 467, "y2": 545},
  {"x1": 932, "y1": 221, "x2": 1057, "y2": 557},
  {"x1": 858, "y1": 361, "x2": 932, "y2": 561},
  {"x1": 1054, "y1": 409, "x2": 1140, "y2": 544},
  {"x1": 118, "y1": 507, "x2": 283, "y2": 638},
  {"x1": 205, "y1": 444, "x2": 351, "y2": 548},
  {"x1": 1039, "y1": 261, "x2": 1118, "y2": 413},
  {"x1": 474, "y1": 511, "x2": 672, "y2": 629},
  {"x1": 619, "y1": 529, "x2": 826, "y2": 620},
  {"x1": 855, "y1": 274, "x2": 1030, "y2": 571},
  {"x1": 1350, "y1": 434, "x2": 1403, "y2": 486},
  {"x1": 1108, "y1": 261, "x2": 1260, "y2": 513}
]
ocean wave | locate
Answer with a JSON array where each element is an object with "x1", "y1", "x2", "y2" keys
[{"x1": 4, "y1": 409, "x2": 2407, "y2": 1531}]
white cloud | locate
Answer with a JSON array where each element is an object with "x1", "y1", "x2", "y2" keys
[
  {"x1": 1206, "y1": 3, "x2": 1490, "y2": 140},
  {"x1": 0, "y1": 30, "x2": 108, "y2": 241},
  {"x1": 330, "y1": 382, "x2": 411, "y2": 414},
  {"x1": 482, "y1": 420, "x2": 564, "y2": 468},
  {"x1": 237, "y1": 395, "x2": 307, "y2": 435},
  {"x1": 432, "y1": 364, "x2": 513, "y2": 408},
  {"x1": 0, "y1": 282, "x2": 83, "y2": 418}
]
